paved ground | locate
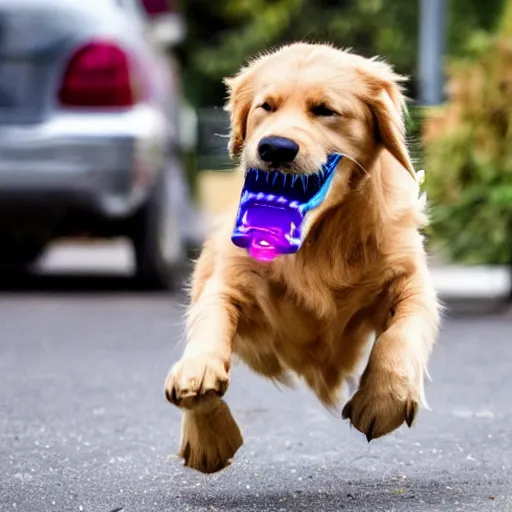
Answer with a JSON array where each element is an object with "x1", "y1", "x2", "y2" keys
[{"x1": 0, "y1": 255, "x2": 511, "y2": 511}]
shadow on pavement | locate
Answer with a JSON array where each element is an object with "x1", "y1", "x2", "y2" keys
[
  {"x1": 0, "y1": 271, "x2": 190, "y2": 294},
  {"x1": 0, "y1": 272, "x2": 150, "y2": 293},
  {"x1": 179, "y1": 478, "x2": 503, "y2": 512}
]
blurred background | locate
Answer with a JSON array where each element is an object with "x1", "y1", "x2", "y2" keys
[
  {"x1": 2, "y1": 3, "x2": 512, "y2": 510},
  {"x1": 1, "y1": 0, "x2": 512, "y2": 299}
]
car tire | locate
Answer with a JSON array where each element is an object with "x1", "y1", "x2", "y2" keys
[
  {"x1": 128, "y1": 170, "x2": 185, "y2": 291},
  {"x1": 0, "y1": 241, "x2": 44, "y2": 266},
  {"x1": 0, "y1": 241, "x2": 45, "y2": 280}
]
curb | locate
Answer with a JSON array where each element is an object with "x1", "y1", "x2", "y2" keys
[
  {"x1": 431, "y1": 265, "x2": 512, "y2": 314},
  {"x1": 183, "y1": 246, "x2": 511, "y2": 314}
]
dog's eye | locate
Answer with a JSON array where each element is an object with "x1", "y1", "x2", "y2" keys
[
  {"x1": 259, "y1": 102, "x2": 274, "y2": 112},
  {"x1": 311, "y1": 104, "x2": 337, "y2": 117}
]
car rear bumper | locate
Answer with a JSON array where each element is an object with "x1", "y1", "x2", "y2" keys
[{"x1": 0, "y1": 105, "x2": 170, "y2": 218}]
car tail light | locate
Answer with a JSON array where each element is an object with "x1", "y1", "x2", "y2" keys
[
  {"x1": 58, "y1": 41, "x2": 145, "y2": 108},
  {"x1": 141, "y1": 0, "x2": 180, "y2": 15}
]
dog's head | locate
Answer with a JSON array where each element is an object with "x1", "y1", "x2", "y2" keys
[{"x1": 225, "y1": 43, "x2": 416, "y2": 259}]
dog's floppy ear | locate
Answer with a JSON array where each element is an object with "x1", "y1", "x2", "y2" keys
[
  {"x1": 223, "y1": 69, "x2": 255, "y2": 158},
  {"x1": 365, "y1": 66, "x2": 416, "y2": 180}
]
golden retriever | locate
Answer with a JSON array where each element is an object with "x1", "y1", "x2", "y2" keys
[{"x1": 164, "y1": 42, "x2": 441, "y2": 474}]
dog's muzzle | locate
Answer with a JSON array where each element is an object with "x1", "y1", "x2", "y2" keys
[{"x1": 231, "y1": 153, "x2": 343, "y2": 261}]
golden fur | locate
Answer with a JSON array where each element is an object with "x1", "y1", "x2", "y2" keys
[{"x1": 164, "y1": 43, "x2": 441, "y2": 474}]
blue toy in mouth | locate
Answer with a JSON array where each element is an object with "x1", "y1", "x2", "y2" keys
[{"x1": 231, "y1": 153, "x2": 343, "y2": 261}]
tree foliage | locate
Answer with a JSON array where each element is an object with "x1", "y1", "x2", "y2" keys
[
  {"x1": 177, "y1": 0, "x2": 503, "y2": 107},
  {"x1": 423, "y1": 0, "x2": 512, "y2": 264}
]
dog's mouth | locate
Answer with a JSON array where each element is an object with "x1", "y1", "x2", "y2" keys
[{"x1": 231, "y1": 153, "x2": 342, "y2": 261}]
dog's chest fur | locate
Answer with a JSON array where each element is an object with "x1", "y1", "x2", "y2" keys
[{"x1": 232, "y1": 260, "x2": 392, "y2": 406}]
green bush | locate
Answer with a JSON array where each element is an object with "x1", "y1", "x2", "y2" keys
[{"x1": 423, "y1": 31, "x2": 512, "y2": 264}]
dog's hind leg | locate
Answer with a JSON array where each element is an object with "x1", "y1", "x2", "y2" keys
[{"x1": 164, "y1": 261, "x2": 243, "y2": 473}]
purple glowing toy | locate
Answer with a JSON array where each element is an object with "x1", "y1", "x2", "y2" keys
[{"x1": 231, "y1": 153, "x2": 343, "y2": 262}]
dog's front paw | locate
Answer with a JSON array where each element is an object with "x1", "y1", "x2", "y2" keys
[
  {"x1": 342, "y1": 368, "x2": 419, "y2": 442},
  {"x1": 164, "y1": 353, "x2": 229, "y2": 411}
]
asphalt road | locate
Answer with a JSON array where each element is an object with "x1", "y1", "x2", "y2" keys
[{"x1": 1, "y1": 263, "x2": 511, "y2": 511}]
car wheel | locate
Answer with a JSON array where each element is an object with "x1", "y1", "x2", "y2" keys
[{"x1": 129, "y1": 170, "x2": 185, "y2": 290}]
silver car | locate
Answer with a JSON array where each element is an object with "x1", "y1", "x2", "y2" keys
[{"x1": 0, "y1": 0, "x2": 189, "y2": 288}]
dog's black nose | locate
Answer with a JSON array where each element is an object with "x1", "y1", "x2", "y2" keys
[{"x1": 258, "y1": 136, "x2": 299, "y2": 164}]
